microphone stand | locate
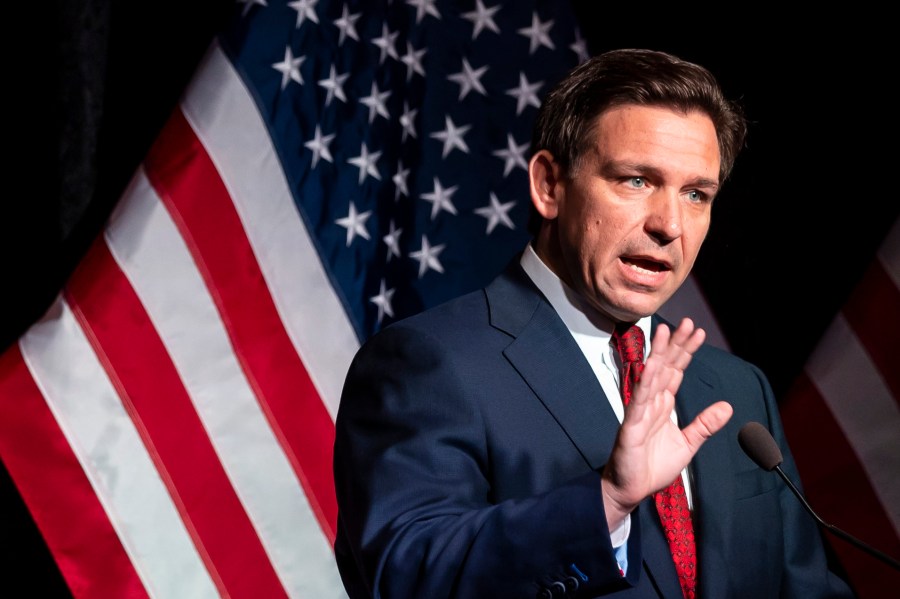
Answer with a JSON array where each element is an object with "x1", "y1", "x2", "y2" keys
[{"x1": 773, "y1": 465, "x2": 900, "y2": 571}]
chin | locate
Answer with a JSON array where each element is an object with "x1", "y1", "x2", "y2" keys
[
  {"x1": 601, "y1": 304, "x2": 655, "y2": 324},
  {"x1": 609, "y1": 296, "x2": 666, "y2": 322},
  {"x1": 592, "y1": 284, "x2": 668, "y2": 322}
]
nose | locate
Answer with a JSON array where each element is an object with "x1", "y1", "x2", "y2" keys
[{"x1": 644, "y1": 189, "x2": 682, "y2": 242}]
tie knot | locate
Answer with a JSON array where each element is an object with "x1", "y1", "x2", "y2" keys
[{"x1": 613, "y1": 324, "x2": 645, "y2": 365}]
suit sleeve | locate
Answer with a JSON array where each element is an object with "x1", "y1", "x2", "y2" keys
[{"x1": 333, "y1": 324, "x2": 641, "y2": 599}]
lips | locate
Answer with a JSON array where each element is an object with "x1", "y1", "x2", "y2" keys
[{"x1": 622, "y1": 255, "x2": 672, "y2": 273}]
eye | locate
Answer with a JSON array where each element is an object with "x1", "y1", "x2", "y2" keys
[
  {"x1": 685, "y1": 189, "x2": 708, "y2": 203},
  {"x1": 628, "y1": 177, "x2": 646, "y2": 188}
]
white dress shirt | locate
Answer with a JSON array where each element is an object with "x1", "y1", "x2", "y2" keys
[{"x1": 519, "y1": 244, "x2": 695, "y2": 556}]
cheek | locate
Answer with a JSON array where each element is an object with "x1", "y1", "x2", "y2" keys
[
  {"x1": 571, "y1": 194, "x2": 607, "y2": 234},
  {"x1": 575, "y1": 221, "x2": 617, "y2": 270},
  {"x1": 576, "y1": 203, "x2": 629, "y2": 254},
  {"x1": 561, "y1": 187, "x2": 621, "y2": 265}
]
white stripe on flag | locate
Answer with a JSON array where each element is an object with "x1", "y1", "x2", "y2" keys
[
  {"x1": 19, "y1": 297, "x2": 219, "y2": 599},
  {"x1": 806, "y1": 313, "x2": 900, "y2": 535},
  {"x1": 181, "y1": 42, "x2": 360, "y2": 421},
  {"x1": 105, "y1": 169, "x2": 346, "y2": 598}
]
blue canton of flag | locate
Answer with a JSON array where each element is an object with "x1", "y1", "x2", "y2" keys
[{"x1": 224, "y1": 0, "x2": 587, "y2": 340}]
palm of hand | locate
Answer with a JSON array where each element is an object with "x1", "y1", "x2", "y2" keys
[{"x1": 603, "y1": 319, "x2": 733, "y2": 512}]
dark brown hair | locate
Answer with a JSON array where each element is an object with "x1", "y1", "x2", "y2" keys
[{"x1": 532, "y1": 48, "x2": 747, "y2": 182}]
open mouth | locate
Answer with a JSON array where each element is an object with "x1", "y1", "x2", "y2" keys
[{"x1": 622, "y1": 256, "x2": 670, "y2": 274}]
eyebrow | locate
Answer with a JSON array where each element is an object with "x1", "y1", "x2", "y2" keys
[
  {"x1": 685, "y1": 176, "x2": 719, "y2": 193},
  {"x1": 600, "y1": 161, "x2": 720, "y2": 192}
]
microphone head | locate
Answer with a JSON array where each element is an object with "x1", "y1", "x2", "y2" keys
[{"x1": 738, "y1": 421, "x2": 784, "y2": 471}]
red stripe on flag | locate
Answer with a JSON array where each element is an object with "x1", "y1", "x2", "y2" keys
[
  {"x1": 842, "y1": 259, "x2": 900, "y2": 404},
  {"x1": 781, "y1": 373, "x2": 900, "y2": 599},
  {"x1": 66, "y1": 237, "x2": 289, "y2": 599},
  {"x1": 0, "y1": 344, "x2": 149, "y2": 599},
  {"x1": 144, "y1": 109, "x2": 338, "y2": 541}
]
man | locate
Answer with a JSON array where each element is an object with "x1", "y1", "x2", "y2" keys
[{"x1": 333, "y1": 49, "x2": 854, "y2": 598}]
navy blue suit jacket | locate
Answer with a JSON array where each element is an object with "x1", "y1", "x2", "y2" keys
[{"x1": 333, "y1": 260, "x2": 854, "y2": 598}]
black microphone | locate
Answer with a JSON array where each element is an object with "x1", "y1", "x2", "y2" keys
[{"x1": 738, "y1": 421, "x2": 900, "y2": 571}]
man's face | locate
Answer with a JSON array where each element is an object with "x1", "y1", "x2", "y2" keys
[{"x1": 531, "y1": 104, "x2": 721, "y2": 322}]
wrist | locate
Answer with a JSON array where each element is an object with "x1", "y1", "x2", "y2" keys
[{"x1": 601, "y1": 470, "x2": 637, "y2": 531}]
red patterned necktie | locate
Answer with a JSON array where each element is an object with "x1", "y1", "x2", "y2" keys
[{"x1": 612, "y1": 324, "x2": 697, "y2": 599}]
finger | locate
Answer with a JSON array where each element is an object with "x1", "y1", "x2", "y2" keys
[
  {"x1": 681, "y1": 401, "x2": 733, "y2": 453},
  {"x1": 660, "y1": 318, "x2": 693, "y2": 354},
  {"x1": 660, "y1": 324, "x2": 704, "y2": 371},
  {"x1": 669, "y1": 319, "x2": 703, "y2": 350},
  {"x1": 640, "y1": 349, "x2": 685, "y2": 405},
  {"x1": 682, "y1": 326, "x2": 705, "y2": 354},
  {"x1": 651, "y1": 320, "x2": 698, "y2": 358},
  {"x1": 670, "y1": 317, "x2": 695, "y2": 344},
  {"x1": 655, "y1": 321, "x2": 674, "y2": 343},
  {"x1": 665, "y1": 368, "x2": 684, "y2": 397},
  {"x1": 627, "y1": 361, "x2": 675, "y2": 423},
  {"x1": 670, "y1": 328, "x2": 704, "y2": 371},
  {"x1": 649, "y1": 323, "x2": 671, "y2": 358},
  {"x1": 645, "y1": 341, "x2": 693, "y2": 377},
  {"x1": 631, "y1": 355, "x2": 665, "y2": 403}
]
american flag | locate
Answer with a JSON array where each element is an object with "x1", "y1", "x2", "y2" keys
[
  {"x1": 1, "y1": 1, "x2": 898, "y2": 597},
  {"x1": 219, "y1": 0, "x2": 585, "y2": 339},
  {"x1": 779, "y1": 219, "x2": 900, "y2": 598},
  {"x1": 0, "y1": 1, "x2": 585, "y2": 596}
]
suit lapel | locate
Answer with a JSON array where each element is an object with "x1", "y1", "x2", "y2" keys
[
  {"x1": 505, "y1": 303, "x2": 623, "y2": 469},
  {"x1": 487, "y1": 266, "x2": 734, "y2": 597},
  {"x1": 652, "y1": 316, "x2": 736, "y2": 596},
  {"x1": 485, "y1": 262, "x2": 621, "y2": 469},
  {"x1": 675, "y1": 351, "x2": 735, "y2": 598}
]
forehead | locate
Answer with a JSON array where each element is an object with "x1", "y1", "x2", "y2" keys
[{"x1": 588, "y1": 104, "x2": 721, "y2": 179}]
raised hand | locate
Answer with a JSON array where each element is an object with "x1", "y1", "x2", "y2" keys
[{"x1": 600, "y1": 318, "x2": 733, "y2": 529}]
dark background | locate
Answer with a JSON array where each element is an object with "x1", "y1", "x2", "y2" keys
[{"x1": 3, "y1": 2, "x2": 896, "y2": 595}]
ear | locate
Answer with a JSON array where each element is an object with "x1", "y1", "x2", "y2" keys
[{"x1": 529, "y1": 149, "x2": 564, "y2": 220}]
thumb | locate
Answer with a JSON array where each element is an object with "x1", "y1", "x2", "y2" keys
[{"x1": 682, "y1": 401, "x2": 733, "y2": 453}]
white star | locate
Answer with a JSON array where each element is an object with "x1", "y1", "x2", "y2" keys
[
  {"x1": 348, "y1": 142, "x2": 382, "y2": 184},
  {"x1": 406, "y1": 0, "x2": 441, "y2": 24},
  {"x1": 288, "y1": 0, "x2": 319, "y2": 28},
  {"x1": 392, "y1": 160, "x2": 410, "y2": 200},
  {"x1": 517, "y1": 12, "x2": 555, "y2": 54},
  {"x1": 335, "y1": 201, "x2": 372, "y2": 247},
  {"x1": 369, "y1": 279, "x2": 396, "y2": 324},
  {"x1": 570, "y1": 28, "x2": 590, "y2": 63},
  {"x1": 492, "y1": 134, "x2": 529, "y2": 176},
  {"x1": 371, "y1": 23, "x2": 399, "y2": 65},
  {"x1": 304, "y1": 125, "x2": 334, "y2": 167},
  {"x1": 506, "y1": 72, "x2": 543, "y2": 116},
  {"x1": 429, "y1": 116, "x2": 471, "y2": 158},
  {"x1": 421, "y1": 177, "x2": 458, "y2": 220},
  {"x1": 401, "y1": 42, "x2": 427, "y2": 82},
  {"x1": 475, "y1": 192, "x2": 516, "y2": 234},
  {"x1": 447, "y1": 58, "x2": 488, "y2": 100},
  {"x1": 461, "y1": 0, "x2": 501, "y2": 40},
  {"x1": 400, "y1": 102, "x2": 418, "y2": 141},
  {"x1": 382, "y1": 220, "x2": 403, "y2": 261},
  {"x1": 334, "y1": 4, "x2": 362, "y2": 45},
  {"x1": 238, "y1": 0, "x2": 267, "y2": 17},
  {"x1": 409, "y1": 235, "x2": 445, "y2": 278},
  {"x1": 318, "y1": 64, "x2": 349, "y2": 106},
  {"x1": 359, "y1": 81, "x2": 392, "y2": 124},
  {"x1": 272, "y1": 45, "x2": 305, "y2": 89}
]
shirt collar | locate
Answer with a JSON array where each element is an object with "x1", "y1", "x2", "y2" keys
[{"x1": 519, "y1": 243, "x2": 652, "y2": 355}]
